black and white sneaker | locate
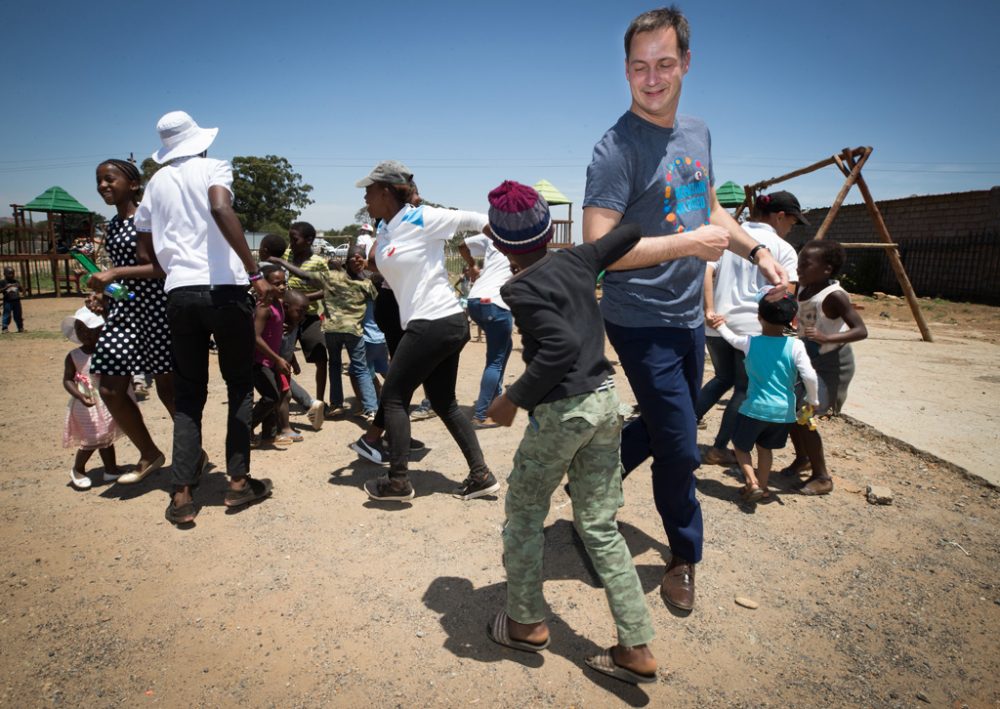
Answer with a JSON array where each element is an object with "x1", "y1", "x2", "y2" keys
[
  {"x1": 364, "y1": 475, "x2": 415, "y2": 501},
  {"x1": 349, "y1": 436, "x2": 389, "y2": 466},
  {"x1": 453, "y1": 472, "x2": 501, "y2": 500}
]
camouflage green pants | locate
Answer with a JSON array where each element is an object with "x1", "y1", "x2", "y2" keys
[{"x1": 503, "y1": 387, "x2": 654, "y2": 647}]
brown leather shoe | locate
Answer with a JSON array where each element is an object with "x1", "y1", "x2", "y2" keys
[
  {"x1": 799, "y1": 476, "x2": 833, "y2": 495},
  {"x1": 661, "y1": 557, "x2": 695, "y2": 611}
]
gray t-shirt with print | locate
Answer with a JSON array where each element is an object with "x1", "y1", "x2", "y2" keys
[{"x1": 584, "y1": 112, "x2": 715, "y2": 329}]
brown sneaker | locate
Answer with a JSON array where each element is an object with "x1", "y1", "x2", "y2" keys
[{"x1": 661, "y1": 557, "x2": 695, "y2": 611}]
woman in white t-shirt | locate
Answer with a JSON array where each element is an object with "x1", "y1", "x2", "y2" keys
[
  {"x1": 697, "y1": 191, "x2": 803, "y2": 466},
  {"x1": 459, "y1": 233, "x2": 514, "y2": 426},
  {"x1": 349, "y1": 160, "x2": 498, "y2": 503}
]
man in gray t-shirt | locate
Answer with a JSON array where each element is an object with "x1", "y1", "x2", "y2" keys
[{"x1": 583, "y1": 8, "x2": 787, "y2": 612}]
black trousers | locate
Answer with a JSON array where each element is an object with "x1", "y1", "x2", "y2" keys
[
  {"x1": 166, "y1": 286, "x2": 255, "y2": 486},
  {"x1": 252, "y1": 363, "x2": 282, "y2": 439},
  {"x1": 381, "y1": 312, "x2": 488, "y2": 481}
]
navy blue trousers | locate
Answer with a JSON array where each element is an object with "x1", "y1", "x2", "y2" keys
[{"x1": 605, "y1": 321, "x2": 704, "y2": 564}]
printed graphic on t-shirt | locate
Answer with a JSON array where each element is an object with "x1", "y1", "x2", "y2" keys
[
  {"x1": 798, "y1": 301, "x2": 818, "y2": 331},
  {"x1": 662, "y1": 156, "x2": 710, "y2": 233}
]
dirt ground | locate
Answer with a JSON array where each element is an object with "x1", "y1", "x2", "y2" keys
[{"x1": 1, "y1": 296, "x2": 998, "y2": 708}]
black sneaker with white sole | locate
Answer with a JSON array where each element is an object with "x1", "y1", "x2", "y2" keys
[
  {"x1": 349, "y1": 436, "x2": 389, "y2": 465},
  {"x1": 453, "y1": 472, "x2": 501, "y2": 500},
  {"x1": 364, "y1": 475, "x2": 415, "y2": 501}
]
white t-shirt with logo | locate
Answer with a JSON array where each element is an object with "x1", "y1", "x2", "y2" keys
[
  {"x1": 463, "y1": 232, "x2": 513, "y2": 310},
  {"x1": 134, "y1": 156, "x2": 248, "y2": 292},
  {"x1": 374, "y1": 205, "x2": 488, "y2": 329}
]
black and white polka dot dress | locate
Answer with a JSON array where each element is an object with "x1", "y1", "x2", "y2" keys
[{"x1": 91, "y1": 215, "x2": 172, "y2": 376}]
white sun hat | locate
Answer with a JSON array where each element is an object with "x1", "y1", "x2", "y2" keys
[
  {"x1": 151, "y1": 110, "x2": 219, "y2": 164},
  {"x1": 61, "y1": 306, "x2": 105, "y2": 344}
]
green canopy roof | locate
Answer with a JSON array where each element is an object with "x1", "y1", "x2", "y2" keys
[
  {"x1": 533, "y1": 179, "x2": 571, "y2": 206},
  {"x1": 716, "y1": 181, "x2": 747, "y2": 208},
  {"x1": 23, "y1": 186, "x2": 92, "y2": 214}
]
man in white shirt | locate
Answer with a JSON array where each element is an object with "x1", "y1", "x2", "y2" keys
[{"x1": 135, "y1": 111, "x2": 274, "y2": 525}]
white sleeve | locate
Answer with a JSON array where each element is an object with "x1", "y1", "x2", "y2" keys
[
  {"x1": 717, "y1": 323, "x2": 751, "y2": 354},
  {"x1": 792, "y1": 339, "x2": 820, "y2": 406},
  {"x1": 209, "y1": 159, "x2": 234, "y2": 196},
  {"x1": 428, "y1": 208, "x2": 488, "y2": 241},
  {"x1": 134, "y1": 197, "x2": 151, "y2": 232},
  {"x1": 775, "y1": 240, "x2": 799, "y2": 283},
  {"x1": 463, "y1": 233, "x2": 488, "y2": 258}
]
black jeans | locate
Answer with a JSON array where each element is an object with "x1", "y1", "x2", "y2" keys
[
  {"x1": 166, "y1": 286, "x2": 255, "y2": 486},
  {"x1": 382, "y1": 312, "x2": 488, "y2": 481},
  {"x1": 252, "y1": 363, "x2": 282, "y2": 439}
]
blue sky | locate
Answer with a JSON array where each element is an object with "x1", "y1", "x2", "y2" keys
[{"x1": 2, "y1": 0, "x2": 998, "y2": 235}]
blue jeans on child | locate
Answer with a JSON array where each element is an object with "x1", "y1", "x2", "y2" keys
[
  {"x1": 325, "y1": 331, "x2": 378, "y2": 413},
  {"x1": 466, "y1": 299, "x2": 513, "y2": 420},
  {"x1": 605, "y1": 321, "x2": 704, "y2": 565},
  {"x1": 2, "y1": 300, "x2": 24, "y2": 331},
  {"x1": 366, "y1": 341, "x2": 389, "y2": 378},
  {"x1": 696, "y1": 334, "x2": 748, "y2": 450}
]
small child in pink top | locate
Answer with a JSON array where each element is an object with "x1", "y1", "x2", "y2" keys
[
  {"x1": 62, "y1": 307, "x2": 121, "y2": 489},
  {"x1": 251, "y1": 269, "x2": 292, "y2": 447}
]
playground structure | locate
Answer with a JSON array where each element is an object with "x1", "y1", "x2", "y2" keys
[
  {"x1": 3, "y1": 186, "x2": 98, "y2": 297},
  {"x1": 732, "y1": 146, "x2": 933, "y2": 342},
  {"x1": 533, "y1": 179, "x2": 574, "y2": 246}
]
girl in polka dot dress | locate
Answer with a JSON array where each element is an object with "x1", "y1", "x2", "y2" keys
[{"x1": 88, "y1": 159, "x2": 175, "y2": 484}]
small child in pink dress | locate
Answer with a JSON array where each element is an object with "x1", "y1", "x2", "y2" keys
[{"x1": 62, "y1": 307, "x2": 121, "y2": 489}]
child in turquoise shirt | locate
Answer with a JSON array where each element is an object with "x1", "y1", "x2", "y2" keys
[{"x1": 717, "y1": 293, "x2": 818, "y2": 502}]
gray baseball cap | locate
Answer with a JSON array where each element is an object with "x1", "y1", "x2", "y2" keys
[{"x1": 355, "y1": 160, "x2": 414, "y2": 188}]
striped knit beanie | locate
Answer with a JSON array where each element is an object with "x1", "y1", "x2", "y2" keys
[{"x1": 487, "y1": 181, "x2": 552, "y2": 254}]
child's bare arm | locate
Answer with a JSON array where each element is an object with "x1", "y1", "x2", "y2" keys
[
  {"x1": 703, "y1": 264, "x2": 725, "y2": 329},
  {"x1": 63, "y1": 353, "x2": 93, "y2": 406},
  {"x1": 805, "y1": 291, "x2": 868, "y2": 345},
  {"x1": 266, "y1": 256, "x2": 321, "y2": 284}
]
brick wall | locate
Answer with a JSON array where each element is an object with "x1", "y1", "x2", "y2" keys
[{"x1": 785, "y1": 187, "x2": 1000, "y2": 303}]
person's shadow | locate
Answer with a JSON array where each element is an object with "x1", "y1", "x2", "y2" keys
[{"x1": 422, "y1": 519, "x2": 668, "y2": 705}]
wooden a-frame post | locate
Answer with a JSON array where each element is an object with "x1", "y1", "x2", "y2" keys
[{"x1": 734, "y1": 146, "x2": 932, "y2": 342}]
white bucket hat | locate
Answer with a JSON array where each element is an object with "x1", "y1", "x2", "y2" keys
[
  {"x1": 61, "y1": 306, "x2": 105, "y2": 344},
  {"x1": 151, "y1": 111, "x2": 219, "y2": 164}
]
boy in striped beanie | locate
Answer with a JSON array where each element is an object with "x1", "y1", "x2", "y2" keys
[{"x1": 482, "y1": 180, "x2": 659, "y2": 684}]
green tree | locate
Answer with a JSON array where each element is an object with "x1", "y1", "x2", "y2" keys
[
  {"x1": 140, "y1": 158, "x2": 162, "y2": 184},
  {"x1": 232, "y1": 155, "x2": 313, "y2": 232}
]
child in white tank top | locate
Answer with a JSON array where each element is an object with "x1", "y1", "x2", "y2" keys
[{"x1": 783, "y1": 240, "x2": 868, "y2": 496}]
